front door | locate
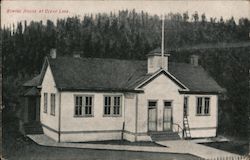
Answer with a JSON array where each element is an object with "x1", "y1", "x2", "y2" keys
[
  {"x1": 148, "y1": 101, "x2": 157, "y2": 131},
  {"x1": 163, "y1": 101, "x2": 172, "y2": 131},
  {"x1": 28, "y1": 97, "x2": 37, "y2": 121}
]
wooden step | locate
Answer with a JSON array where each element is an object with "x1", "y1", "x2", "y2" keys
[
  {"x1": 23, "y1": 121, "x2": 43, "y2": 134},
  {"x1": 150, "y1": 131, "x2": 181, "y2": 141}
]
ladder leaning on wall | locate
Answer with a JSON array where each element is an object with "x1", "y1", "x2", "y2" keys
[{"x1": 183, "y1": 114, "x2": 192, "y2": 139}]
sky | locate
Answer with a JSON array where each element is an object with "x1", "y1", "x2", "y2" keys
[{"x1": 1, "y1": 0, "x2": 250, "y2": 27}]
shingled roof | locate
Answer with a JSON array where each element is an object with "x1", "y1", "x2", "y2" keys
[
  {"x1": 23, "y1": 87, "x2": 41, "y2": 96},
  {"x1": 34, "y1": 57, "x2": 223, "y2": 93},
  {"x1": 48, "y1": 57, "x2": 147, "y2": 92}
]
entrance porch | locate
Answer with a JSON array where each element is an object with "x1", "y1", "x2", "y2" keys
[
  {"x1": 147, "y1": 100, "x2": 182, "y2": 141},
  {"x1": 23, "y1": 87, "x2": 43, "y2": 134}
]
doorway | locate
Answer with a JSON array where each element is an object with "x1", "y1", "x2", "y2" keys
[
  {"x1": 148, "y1": 101, "x2": 157, "y2": 132},
  {"x1": 28, "y1": 97, "x2": 37, "y2": 121},
  {"x1": 163, "y1": 101, "x2": 172, "y2": 131}
]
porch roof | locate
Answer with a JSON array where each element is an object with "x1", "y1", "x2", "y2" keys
[
  {"x1": 23, "y1": 87, "x2": 40, "y2": 96},
  {"x1": 23, "y1": 74, "x2": 41, "y2": 87}
]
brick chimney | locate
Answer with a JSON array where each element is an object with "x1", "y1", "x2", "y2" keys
[
  {"x1": 190, "y1": 55, "x2": 199, "y2": 66},
  {"x1": 50, "y1": 48, "x2": 56, "y2": 59},
  {"x1": 147, "y1": 48, "x2": 170, "y2": 73}
]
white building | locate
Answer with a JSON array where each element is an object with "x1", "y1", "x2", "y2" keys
[{"x1": 23, "y1": 48, "x2": 224, "y2": 142}]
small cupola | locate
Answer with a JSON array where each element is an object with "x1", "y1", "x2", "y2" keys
[{"x1": 147, "y1": 48, "x2": 170, "y2": 74}]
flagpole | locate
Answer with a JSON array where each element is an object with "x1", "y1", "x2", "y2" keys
[{"x1": 161, "y1": 14, "x2": 165, "y2": 68}]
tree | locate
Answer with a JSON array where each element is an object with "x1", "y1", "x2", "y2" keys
[
  {"x1": 201, "y1": 13, "x2": 206, "y2": 24},
  {"x1": 183, "y1": 12, "x2": 189, "y2": 22},
  {"x1": 192, "y1": 11, "x2": 199, "y2": 22}
]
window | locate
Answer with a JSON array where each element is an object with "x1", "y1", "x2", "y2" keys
[
  {"x1": 148, "y1": 101, "x2": 157, "y2": 107},
  {"x1": 204, "y1": 97, "x2": 210, "y2": 114},
  {"x1": 197, "y1": 97, "x2": 203, "y2": 115},
  {"x1": 164, "y1": 101, "x2": 171, "y2": 107},
  {"x1": 85, "y1": 96, "x2": 92, "y2": 115},
  {"x1": 74, "y1": 95, "x2": 93, "y2": 117},
  {"x1": 75, "y1": 96, "x2": 82, "y2": 116},
  {"x1": 104, "y1": 96, "x2": 111, "y2": 115},
  {"x1": 51, "y1": 94, "x2": 56, "y2": 116},
  {"x1": 184, "y1": 97, "x2": 188, "y2": 116},
  {"x1": 196, "y1": 97, "x2": 210, "y2": 115},
  {"x1": 113, "y1": 96, "x2": 121, "y2": 115},
  {"x1": 44, "y1": 93, "x2": 48, "y2": 113},
  {"x1": 104, "y1": 96, "x2": 122, "y2": 116}
]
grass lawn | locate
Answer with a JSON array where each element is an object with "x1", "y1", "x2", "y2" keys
[
  {"x1": 3, "y1": 113, "x2": 200, "y2": 160},
  {"x1": 3, "y1": 134, "x2": 200, "y2": 160},
  {"x1": 5, "y1": 142, "x2": 200, "y2": 160},
  {"x1": 201, "y1": 141, "x2": 249, "y2": 156}
]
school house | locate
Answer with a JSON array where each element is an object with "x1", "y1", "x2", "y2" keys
[{"x1": 22, "y1": 48, "x2": 224, "y2": 142}]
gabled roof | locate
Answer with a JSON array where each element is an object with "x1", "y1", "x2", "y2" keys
[
  {"x1": 25, "y1": 57, "x2": 224, "y2": 93},
  {"x1": 23, "y1": 74, "x2": 41, "y2": 87},
  {"x1": 135, "y1": 69, "x2": 188, "y2": 90}
]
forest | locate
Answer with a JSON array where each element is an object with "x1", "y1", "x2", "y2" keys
[{"x1": 1, "y1": 10, "x2": 249, "y2": 138}]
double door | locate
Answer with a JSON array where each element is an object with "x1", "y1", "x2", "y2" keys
[{"x1": 148, "y1": 101, "x2": 172, "y2": 131}]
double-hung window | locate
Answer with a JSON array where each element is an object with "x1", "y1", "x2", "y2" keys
[
  {"x1": 74, "y1": 95, "x2": 93, "y2": 117},
  {"x1": 104, "y1": 96, "x2": 122, "y2": 116},
  {"x1": 197, "y1": 97, "x2": 203, "y2": 115},
  {"x1": 104, "y1": 96, "x2": 111, "y2": 115},
  {"x1": 113, "y1": 96, "x2": 121, "y2": 115},
  {"x1": 196, "y1": 97, "x2": 210, "y2": 115},
  {"x1": 85, "y1": 96, "x2": 92, "y2": 115},
  {"x1": 51, "y1": 94, "x2": 56, "y2": 116},
  {"x1": 44, "y1": 93, "x2": 48, "y2": 113},
  {"x1": 204, "y1": 97, "x2": 210, "y2": 114}
]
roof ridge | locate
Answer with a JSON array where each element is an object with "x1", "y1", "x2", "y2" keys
[
  {"x1": 49, "y1": 56, "x2": 147, "y2": 63},
  {"x1": 48, "y1": 56, "x2": 201, "y2": 67}
]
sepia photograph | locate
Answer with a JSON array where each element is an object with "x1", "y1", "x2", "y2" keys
[{"x1": 1, "y1": 0, "x2": 250, "y2": 159}]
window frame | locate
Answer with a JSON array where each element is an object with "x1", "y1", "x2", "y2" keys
[
  {"x1": 103, "y1": 95, "x2": 122, "y2": 117},
  {"x1": 44, "y1": 93, "x2": 48, "y2": 113},
  {"x1": 104, "y1": 96, "x2": 111, "y2": 115},
  {"x1": 113, "y1": 96, "x2": 121, "y2": 115},
  {"x1": 184, "y1": 96, "x2": 189, "y2": 116},
  {"x1": 50, "y1": 93, "x2": 56, "y2": 116},
  {"x1": 163, "y1": 100, "x2": 172, "y2": 108},
  {"x1": 196, "y1": 96, "x2": 211, "y2": 116},
  {"x1": 84, "y1": 96, "x2": 93, "y2": 116},
  {"x1": 74, "y1": 95, "x2": 94, "y2": 117},
  {"x1": 204, "y1": 97, "x2": 210, "y2": 115},
  {"x1": 196, "y1": 97, "x2": 203, "y2": 115}
]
